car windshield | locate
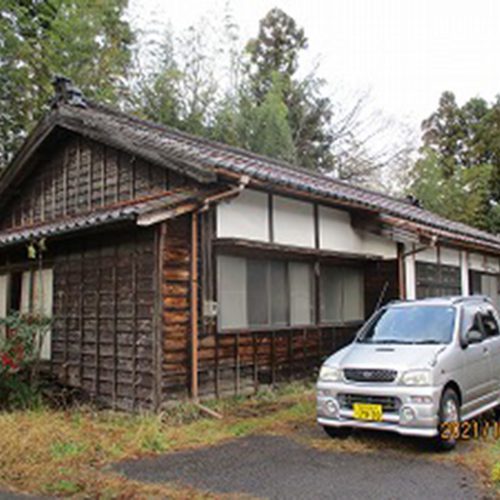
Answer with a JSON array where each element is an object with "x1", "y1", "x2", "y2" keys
[{"x1": 357, "y1": 305, "x2": 456, "y2": 344}]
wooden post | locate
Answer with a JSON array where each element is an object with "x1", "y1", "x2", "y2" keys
[
  {"x1": 191, "y1": 212, "x2": 199, "y2": 401},
  {"x1": 253, "y1": 333, "x2": 258, "y2": 393},
  {"x1": 397, "y1": 242, "x2": 406, "y2": 300},
  {"x1": 235, "y1": 333, "x2": 240, "y2": 396}
]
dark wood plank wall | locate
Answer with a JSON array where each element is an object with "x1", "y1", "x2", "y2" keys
[
  {"x1": 0, "y1": 132, "x2": 194, "y2": 409},
  {"x1": 364, "y1": 259, "x2": 400, "y2": 317},
  {"x1": 51, "y1": 229, "x2": 157, "y2": 410},
  {"x1": 161, "y1": 216, "x2": 192, "y2": 399},
  {"x1": 1, "y1": 133, "x2": 171, "y2": 230},
  {"x1": 160, "y1": 213, "x2": 359, "y2": 402}
]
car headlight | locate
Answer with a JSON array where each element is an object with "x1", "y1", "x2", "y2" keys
[
  {"x1": 401, "y1": 369, "x2": 432, "y2": 386},
  {"x1": 319, "y1": 365, "x2": 341, "y2": 382}
]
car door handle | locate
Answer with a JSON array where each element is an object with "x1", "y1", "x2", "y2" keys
[{"x1": 483, "y1": 346, "x2": 489, "y2": 354}]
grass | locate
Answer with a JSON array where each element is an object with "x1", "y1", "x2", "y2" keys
[
  {"x1": 0, "y1": 382, "x2": 315, "y2": 498},
  {"x1": 2, "y1": 381, "x2": 500, "y2": 498}
]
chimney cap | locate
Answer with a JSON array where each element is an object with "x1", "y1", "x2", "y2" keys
[{"x1": 51, "y1": 75, "x2": 87, "y2": 108}]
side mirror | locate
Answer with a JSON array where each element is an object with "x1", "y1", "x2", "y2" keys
[{"x1": 464, "y1": 329, "x2": 483, "y2": 346}]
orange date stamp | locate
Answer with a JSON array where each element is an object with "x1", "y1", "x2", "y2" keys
[{"x1": 440, "y1": 420, "x2": 500, "y2": 440}]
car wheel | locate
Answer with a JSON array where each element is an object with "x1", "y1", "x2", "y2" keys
[
  {"x1": 434, "y1": 388, "x2": 460, "y2": 452},
  {"x1": 323, "y1": 425, "x2": 352, "y2": 439}
]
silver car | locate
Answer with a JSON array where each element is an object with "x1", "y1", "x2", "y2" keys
[{"x1": 317, "y1": 296, "x2": 500, "y2": 450}]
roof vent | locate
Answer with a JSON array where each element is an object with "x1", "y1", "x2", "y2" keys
[{"x1": 51, "y1": 76, "x2": 87, "y2": 108}]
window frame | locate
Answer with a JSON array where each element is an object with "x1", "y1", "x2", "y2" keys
[
  {"x1": 416, "y1": 262, "x2": 461, "y2": 299},
  {"x1": 216, "y1": 253, "x2": 365, "y2": 333},
  {"x1": 0, "y1": 267, "x2": 53, "y2": 360},
  {"x1": 319, "y1": 263, "x2": 365, "y2": 325}
]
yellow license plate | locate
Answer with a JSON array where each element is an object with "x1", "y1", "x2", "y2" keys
[{"x1": 352, "y1": 403, "x2": 383, "y2": 421}]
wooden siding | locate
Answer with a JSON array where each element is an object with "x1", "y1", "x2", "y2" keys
[
  {"x1": 50, "y1": 228, "x2": 157, "y2": 410},
  {"x1": 161, "y1": 216, "x2": 192, "y2": 398},
  {"x1": 0, "y1": 133, "x2": 187, "y2": 231},
  {"x1": 160, "y1": 213, "x2": 358, "y2": 402}
]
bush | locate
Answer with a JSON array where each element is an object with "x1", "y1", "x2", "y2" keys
[{"x1": 0, "y1": 313, "x2": 51, "y2": 409}]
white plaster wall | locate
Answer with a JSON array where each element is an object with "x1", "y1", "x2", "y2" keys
[
  {"x1": 460, "y1": 251, "x2": 470, "y2": 296},
  {"x1": 486, "y1": 256, "x2": 500, "y2": 273},
  {"x1": 217, "y1": 189, "x2": 269, "y2": 242},
  {"x1": 440, "y1": 247, "x2": 460, "y2": 266},
  {"x1": 469, "y1": 253, "x2": 487, "y2": 272},
  {"x1": 273, "y1": 195, "x2": 315, "y2": 248},
  {"x1": 414, "y1": 246, "x2": 459, "y2": 266},
  {"x1": 319, "y1": 206, "x2": 396, "y2": 258},
  {"x1": 319, "y1": 206, "x2": 361, "y2": 253},
  {"x1": 361, "y1": 232, "x2": 397, "y2": 259},
  {"x1": 404, "y1": 247, "x2": 416, "y2": 300},
  {"x1": 415, "y1": 247, "x2": 437, "y2": 263}
]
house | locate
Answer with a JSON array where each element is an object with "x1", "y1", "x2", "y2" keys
[{"x1": 0, "y1": 77, "x2": 499, "y2": 410}]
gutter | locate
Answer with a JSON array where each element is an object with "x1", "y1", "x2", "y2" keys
[{"x1": 138, "y1": 176, "x2": 250, "y2": 227}]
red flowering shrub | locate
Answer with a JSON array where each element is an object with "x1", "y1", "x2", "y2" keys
[{"x1": 0, "y1": 313, "x2": 51, "y2": 409}]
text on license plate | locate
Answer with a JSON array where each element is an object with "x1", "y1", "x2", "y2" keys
[{"x1": 352, "y1": 403, "x2": 383, "y2": 421}]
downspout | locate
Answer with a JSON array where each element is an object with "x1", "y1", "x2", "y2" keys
[
  {"x1": 190, "y1": 175, "x2": 249, "y2": 409},
  {"x1": 190, "y1": 210, "x2": 199, "y2": 401}
]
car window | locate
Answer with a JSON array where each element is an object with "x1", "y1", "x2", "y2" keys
[
  {"x1": 460, "y1": 306, "x2": 485, "y2": 342},
  {"x1": 357, "y1": 305, "x2": 456, "y2": 344},
  {"x1": 479, "y1": 310, "x2": 500, "y2": 337}
]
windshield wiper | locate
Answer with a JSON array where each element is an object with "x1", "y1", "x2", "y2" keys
[
  {"x1": 362, "y1": 339, "x2": 413, "y2": 344},
  {"x1": 411, "y1": 340, "x2": 443, "y2": 345}
]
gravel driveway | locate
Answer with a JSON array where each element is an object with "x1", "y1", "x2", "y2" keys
[{"x1": 116, "y1": 434, "x2": 485, "y2": 499}]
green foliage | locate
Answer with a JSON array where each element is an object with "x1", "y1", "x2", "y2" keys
[
  {"x1": 410, "y1": 91, "x2": 500, "y2": 232},
  {"x1": 133, "y1": 7, "x2": 333, "y2": 172},
  {"x1": 245, "y1": 74, "x2": 297, "y2": 162},
  {"x1": 245, "y1": 8, "x2": 334, "y2": 171},
  {"x1": 0, "y1": 312, "x2": 52, "y2": 409},
  {"x1": 0, "y1": 0, "x2": 133, "y2": 167},
  {"x1": 246, "y1": 7, "x2": 307, "y2": 102},
  {"x1": 132, "y1": 22, "x2": 218, "y2": 136}
]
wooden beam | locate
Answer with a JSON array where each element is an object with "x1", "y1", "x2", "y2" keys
[{"x1": 214, "y1": 238, "x2": 382, "y2": 262}]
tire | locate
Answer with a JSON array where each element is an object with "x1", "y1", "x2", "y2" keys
[
  {"x1": 434, "y1": 388, "x2": 460, "y2": 452},
  {"x1": 323, "y1": 425, "x2": 352, "y2": 439}
]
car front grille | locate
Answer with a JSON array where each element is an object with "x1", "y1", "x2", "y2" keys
[
  {"x1": 343, "y1": 368, "x2": 397, "y2": 383},
  {"x1": 338, "y1": 393, "x2": 402, "y2": 413}
]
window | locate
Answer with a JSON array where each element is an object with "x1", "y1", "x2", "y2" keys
[
  {"x1": 217, "y1": 256, "x2": 314, "y2": 330},
  {"x1": 416, "y1": 263, "x2": 461, "y2": 298},
  {"x1": 0, "y1": 274, "x2": 7, "y2": 340},
  {"x1": 289, "y1": 262, "x2": 314, "y2": 326},
  {"x1": 218, "y1": 256, "x2": 247, "y2": 329},
  {"x1": 479, "y1": 310, "x2": 500, "y2": 337},
  {"x1": 23, "y1": 269, "x2": 53, "y2": 360},
  {"x1": 320, "y1": 265, "x2": 364, "y2": 323},
  {"x1": 461, "y1": 307, "x2": 484, "y2": 343},
  {"x1": 0, "y1": 269, "x2": 53, "y2": 360},
  {"x1": 470, "y1": 272, "x2": 500, "y2": 311}
]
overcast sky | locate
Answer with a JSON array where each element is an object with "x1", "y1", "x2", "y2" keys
[{"x1": 127, "y1": 0, "x2": 500, "y2": 136}]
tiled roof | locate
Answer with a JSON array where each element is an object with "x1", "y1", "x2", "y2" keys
[
  {"x1": 0, "y1": 190, "x2": 195, "y2": 247},
  {"x1": 3, "y1": 98, "x2": 500, "y2": 253}
]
